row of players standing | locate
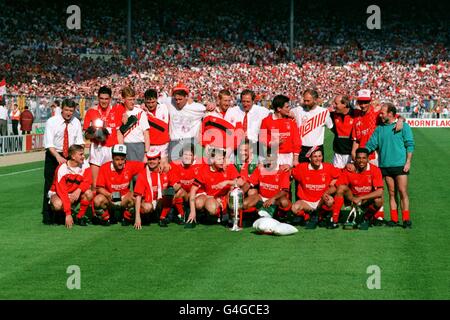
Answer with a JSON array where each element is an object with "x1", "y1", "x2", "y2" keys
[{"x1": 41, "y1": 84, "x2": 414, "y2": 229}]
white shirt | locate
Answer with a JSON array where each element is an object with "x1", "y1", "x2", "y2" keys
[
  {"x1": 225, "y1": 104, "x2": 271, "y2": 143},
  {"x1": 205, "y1": 107, "x2": 227, "y2": 119},
  {"x1": 44, "y1": 114, "x2": 84, "y2": 152},
  {"x1": 123, "y1": 107, "x2": 149, "y2": 143},
  {"x1": 292, "y1": 105, "x2": 333, "y2": 147},
  {"x1": 145, "y1": 103, "x2": 169, "y2": 124},
  {"x1": 160, "y1": 97, "x2": 206, "y2": 140},
  {"x1": 0, "y1": 106, "x2": 8, "y2": 120}
]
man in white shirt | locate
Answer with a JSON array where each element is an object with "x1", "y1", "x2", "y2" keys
[
  {"x1": 159, "y1": 83, "x2": 207, "y2": 162},
  {"x1": 292, "y1": 89, "x2": 334, "y2": 163},
  {"x1": 225, "y1": 89, "x2": 271, "y2": 158},
  {"x1": 0, "y1": 101, "x2": 8, "y2": 136},
  {"x1": 206, "y1": 89, "x2": 233, "y2": 118},
  {"x1": 117, "y1": 86, "x2": 150, "y2": 162},
  {"x1": 42, "y1": 99, "x2": 84, "y2": 225}
]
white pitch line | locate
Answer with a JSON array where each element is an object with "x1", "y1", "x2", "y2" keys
[{"x1": 0, "y1": 167, "x2": 43, "y2": 177}]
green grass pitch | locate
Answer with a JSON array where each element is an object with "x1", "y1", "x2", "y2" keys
[{"x1": 0, "y1": 128, "x2": 449, "y2": 300}]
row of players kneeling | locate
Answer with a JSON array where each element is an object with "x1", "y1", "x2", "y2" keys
[{"x1": 49, "y1": 145, "x2": 396, "y2": 231}]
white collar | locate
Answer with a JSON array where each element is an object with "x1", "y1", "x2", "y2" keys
[
  {"x1": 308, "y1": 163, "x2": 323, "y2": 170},
  {"x1": 58, "y1": 114, "x2": 72, "y2": 124},
  {"x1": 110, "y1": 162, "x2": 126, "y2": 172},
  {"x1": 357, "y1": 163, "x2": 370, "y2": 173}
]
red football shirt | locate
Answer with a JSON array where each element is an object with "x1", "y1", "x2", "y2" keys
[
  {"x1": 96, "y1": 160, "x2": 144, "y2": 195},
  {"x1": 335, "y1": 163, "x2": 383, "y2": 196},
  {"x1": 193, "y1": 164, "x2": 240, "y2": 197},
  {"x1": 259, "y1": 115, "x2": 301, "y2": 154},
  {"x1": 352, "y1": 106, "x2": 380, "y2": 148},
  {"x1": 83, "y1": 104, "x2": 124, "y2": 147},
  {"x1": 201, "y1": 115, "x2": 239, "y2": 149},
  {"x1": 134, "y1": 168, "x2": 179, "y2": 202},
  {"x1": 50, "y1": 161, "x2": 92, "y2": 215},
  {"x1": 249, "y1": 167, "x2": 291, "y2": 199},
  {"x1": 169, "y1": 161, "x2": 202, "y2": 193},
  {"x1": 147, "y1": 110, "x2": 170, "y2": 145},
  {"x1": 235, "y1": 162, "x2": 258, "y2": 183},
  {"x1": 292, "y1": 162, "x2": 340, "y2": 202}
]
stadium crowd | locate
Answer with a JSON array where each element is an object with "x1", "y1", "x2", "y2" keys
[{"x1": 1, "y1": 0, "x2": 449, "y2": 108}]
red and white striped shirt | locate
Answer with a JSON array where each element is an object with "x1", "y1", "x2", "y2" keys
[
  {"x1": 292, "y1": 106, "x2": 333, "y2": 147},
  {"x1": 50, "y1": 160, "x2": 92, "y2": 216}
]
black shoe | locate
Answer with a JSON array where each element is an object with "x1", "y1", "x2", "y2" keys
[
  {"x1": 173, "y1": 215, "x2": 185, "y2": 225},
  {"x1": 220, "y1": 213, "x2": 230, "y2": 226},
  {"x1": 42, "y1": 218, "x2": 54, "y2": 225},
  {"x1": 159, "y1": 218, "x2": 169, "y2": 227},
  {"x1": 121, "y1": 219, "x2": 132, "y2": 227},
  {"x1": 305, "y1": 214, "x2": 318, "y2": 229},
  {"x1": 372, "y1": 218, "x2": 385, "y2": 226},
  {"x1": 184, "y1": 222, "x2": 196, "y2": 229},
  {"x1": 387, "y1": 220, "x2": 400, "y2": 227},
  {"x1": 318, "y1": 219, "x2": 328, "y2": 228},
  {"x1": 42, "y1": 212, "x2": 54, "y2": 225},
  {"x1": 327, "y1": 222, "x2": 339, "y2": 229},
  {"x1": 305, "y1": 220, "x2": 317, "y2": 229},
  {"x1": 402, "y1": 220, "x2": 412, "y2": 229},
  {"x1": 291, "y1": 216, "x2": 305, "y2": 226},
  {"x1": 75, "y1": 216, "x2": 88, "y2": 226},
  {"x1": 100, "y1": 219, "x2": 111, "y2": 226}
]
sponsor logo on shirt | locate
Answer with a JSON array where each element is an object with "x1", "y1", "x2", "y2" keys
[{"x1": 305, "y1": 184, "x2": 326, "y2": 191}]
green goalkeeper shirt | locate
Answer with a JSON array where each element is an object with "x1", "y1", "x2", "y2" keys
[{"x1": 366, "y1": 121, "x2": 415, "y2": 168}]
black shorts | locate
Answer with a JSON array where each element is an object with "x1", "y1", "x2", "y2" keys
[{"x1": 381, "y1": 166, "x2": 409, "y2": 177}]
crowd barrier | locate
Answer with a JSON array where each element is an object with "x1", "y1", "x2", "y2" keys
[{"x1": 0, "y1": 134, "x2": 45, "y2": 155}]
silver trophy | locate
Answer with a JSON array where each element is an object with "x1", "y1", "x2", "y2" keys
[{"x1": 228, "y1": 183, "x2": 244, "y2": 231}]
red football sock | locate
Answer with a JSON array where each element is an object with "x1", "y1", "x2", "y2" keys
[
  {"x1": 123, "y1": 210, "x2": 132, "y2": 221},
  {"x1": 279, "y1": 203, "x2": 292, "y2": 212},
  {"x1": 77, "y1": 199, "x2": 90, "y2": 219},
  {"x1": 215, "y1": 205, "x2": 221, "y2": 217},
  {"x1": 374, "y1": 208, "x2": 384, "y2": 220},
  {"x1": 390, "y1": 209, "x2": 398, "y2": 222},
  {"x1": 332, "y1": 196, "x2": 344, "y2": 223},
  {"x1": 304, "y1": 213, "x2": 310, "y2": 221},
  {"x1": 173, "y1": 198, "x2": 185, "y2": 217},
  {"x1": 296, "y1": 209, "x2": 305, "y2": 217},
  {"x1": 402, "y1": 210, "x2": 410, "y2": 221},
  {"x1": 366, "y1": 204, "x2": 378, "y2": 217},
  {"x1": 160, "y1": 207, "x2": 171, "y2": 220},
  {"x1": 100, "y1": 210, "x2": 110, "y2": 221}
]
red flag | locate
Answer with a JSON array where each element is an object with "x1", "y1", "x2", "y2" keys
[{"x1": 0, "y1": 79, "x2": 6, "y2": 96}]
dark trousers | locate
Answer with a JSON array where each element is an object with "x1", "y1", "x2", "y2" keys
[
  {"x1": 12, "y1": 120, "x2": 19, "y2": 135},
  {"x1": 298, "y1": 145, "x2": 324, "y2": 163},
  {"x1": 42, "y1": 150, "x2": 64, "y2": 224}
]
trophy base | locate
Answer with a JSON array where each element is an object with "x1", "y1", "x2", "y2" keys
[{"x1": 343, "y1": 222, "x2": 357, "y2": 230}]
